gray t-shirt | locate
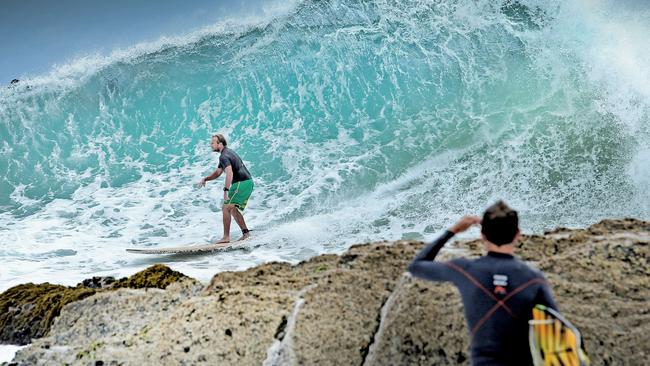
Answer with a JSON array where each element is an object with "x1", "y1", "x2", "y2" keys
[{"x1": 218, "y1": 147, "x2": 252, "y2": 183}]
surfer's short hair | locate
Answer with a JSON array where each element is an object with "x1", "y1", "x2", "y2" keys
[
  {"x1": 481, "y1": 201, "x2": 519, "y2": 246},
  {"x1": 212, "y1": 134, "x2": 227, "y2": 146}
]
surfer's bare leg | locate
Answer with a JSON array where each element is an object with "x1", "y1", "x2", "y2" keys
[
  {"x1": 217, "y1": 204, "x2": 233, "y2": 244},
  {"x1": 232, "y1": 209, "x2": 250, "y2": 241}
]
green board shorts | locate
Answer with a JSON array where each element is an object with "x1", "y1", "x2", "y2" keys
[{"x1": 224, "y1": 179, "x2": 254, "y2": 210}]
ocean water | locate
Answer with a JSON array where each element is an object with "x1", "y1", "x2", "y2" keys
[{"x1": 1, "y1": 0, "x2": 649, "y2": 292}]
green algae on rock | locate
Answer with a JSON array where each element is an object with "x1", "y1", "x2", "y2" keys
[
  {"x1": 112, "y1": 264, "x2": 191, "y2": 290},
  {"x1": 0, "y1": 283, "x2": 96, "y2": 345},
  {"x1": 0, "y1": 264, "x2": 192, "y2": 345}
]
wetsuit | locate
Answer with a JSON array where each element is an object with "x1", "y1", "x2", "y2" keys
[{"x1": 408, "y1": 231, "x2": 558, "y2": 366}]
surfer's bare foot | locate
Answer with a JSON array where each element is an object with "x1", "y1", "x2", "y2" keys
[
  {"x1": 237, "y1": 232, "x2": 251, "y2": 242},
  {"x1": 215, "y1": 237, "x2": 230, "y2": 246}
]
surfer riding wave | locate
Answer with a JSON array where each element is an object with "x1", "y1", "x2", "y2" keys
[{"x1": 198, "y1": 134, "x2": 254, "y2": 245}]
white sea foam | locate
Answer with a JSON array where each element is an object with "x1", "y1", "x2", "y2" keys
[
  {"x1": 0, "y1": 345, "x2": 27, "y2": 364},
  {"x1": 555, "y1": 0, "x2": 650, "y2": 130},
  {"x1": 1, "y1": 0, "x2": 649, "y2": 293},
  {"x1": 541, "y1": 0, "x2": 650, "y2": 204}
]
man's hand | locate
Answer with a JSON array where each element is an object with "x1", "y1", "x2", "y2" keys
[
  {"x1": 223, "y1": 191, "x2": 229, "y2": 201},
  {"x1": 197, "y1": 178, "x2": 207, "y2": 188},
  {"x1": 449, "y1": 215, "x2": 481, "y2": 234}
]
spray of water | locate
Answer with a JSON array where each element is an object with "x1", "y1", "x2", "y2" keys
[{"x1": 0, "y1": 0, "x2": 648, "y2": 291}]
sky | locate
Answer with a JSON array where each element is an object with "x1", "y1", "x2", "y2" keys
[{"x1": 0, "y1": 0, "x2": 266, "y2": 83}]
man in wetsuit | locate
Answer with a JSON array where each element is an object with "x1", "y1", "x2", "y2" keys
[
  {"x1": 198, "y1": 134, "x2": 254, "y2": 244},
  {"x1": 408, "y1": 201, "x2": 558, "y2": 365}
]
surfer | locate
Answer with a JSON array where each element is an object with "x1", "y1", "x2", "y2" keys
[
  {"x1": 408, "y1": 201, "x2": 558, "y2": 366},
  {"x1": 197, "y1": 134, "x2": 254, "y2": 244}
]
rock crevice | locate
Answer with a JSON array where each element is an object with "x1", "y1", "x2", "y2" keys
[
  {"x1": 362, "y1": 274, "x2": 410, "y2": 366},
  {"x1": 263, "y1": 284, "x2": 315, "y2": 366}
]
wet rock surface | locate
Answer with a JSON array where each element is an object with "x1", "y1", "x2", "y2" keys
[{"x1": 6, "y1": 219, "x2": 650, "y2": 365}]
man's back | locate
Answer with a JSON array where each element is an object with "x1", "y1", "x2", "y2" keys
[
  {"x1": 409, "y1": 230, "x2": 558, "y2": 366},
  {"x1": 450, "y1": 253, "x2": 556, "y2": 365}
]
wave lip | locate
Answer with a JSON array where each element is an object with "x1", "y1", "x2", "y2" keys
[{"x1": 0, "y1": 0, "x2": 302, "y2": 95}]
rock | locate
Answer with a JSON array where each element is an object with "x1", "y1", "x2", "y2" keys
[
  {"x1": 291, "y1": 241, "x2": 419, "y2": 365},
  {"x1": 0, "y1": 264, "x2": 193, "y2": 346},
  {"x1": 10, "y1": 279, "x2": 201, "y2": 365},
  {"x1": 78, "y1": 277, "x2": 116, "y2": 289},
  {"x1": 0, "y1": 283, "x2": 96, "y2": 345},
  {"x1": 363, "y1": 276, "x2": 470, "y2": 365},
  {"x1": 7, "y1": 219, "x2": 650, "y2": 365},
  {"x1": 111, "y1": 264, "x2": 190, "y2": 290}
]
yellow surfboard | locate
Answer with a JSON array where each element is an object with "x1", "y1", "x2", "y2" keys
[{"x1": 529, "y1": 304, "x2": 590, "y2": 366}]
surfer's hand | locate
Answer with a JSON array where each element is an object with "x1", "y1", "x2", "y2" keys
[
  {"x1": 449, "y1": 215, "x2": 481, "y2": 234},
  {"x1": 197, "y1": 178, "x2": 207, "y2": 188}
]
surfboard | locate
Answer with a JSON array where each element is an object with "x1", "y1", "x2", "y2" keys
[
  {"x1": 529, "y1": 304, "x2": 590, "y2": 366},
  {"x1": 126, "y1": 242, "x2": 240, "y2": 254}
]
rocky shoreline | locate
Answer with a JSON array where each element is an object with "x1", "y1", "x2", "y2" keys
[{"x1": 2, "y1": 218, "x2": 649, "y2": 365}]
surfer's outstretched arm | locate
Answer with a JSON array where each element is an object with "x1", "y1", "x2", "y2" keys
[{"x1": 198, "y1": 167, "x2": 223, "y2": 187}]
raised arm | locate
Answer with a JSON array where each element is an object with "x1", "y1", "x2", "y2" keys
[
  {"x1": 408, "y1": 215, "x2": 480, "y2": 282},
  {"x1": 408, "y1": 230, "x2": 456, "y2": 281}
]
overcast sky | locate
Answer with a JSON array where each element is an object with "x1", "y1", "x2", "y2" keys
[{"x1": 0, "y1": 0, "x2": 266, "y2": 83}]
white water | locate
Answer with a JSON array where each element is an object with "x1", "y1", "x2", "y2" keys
[
  {"x1": 0, "y1": 345, "x2": 27, "y2": 364},
  {"x1": 1, "y1": 0, "x2": 649, "y2": 293}
]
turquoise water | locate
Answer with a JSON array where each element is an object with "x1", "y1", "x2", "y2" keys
[{"x1": 1, "y1": 0, "x2": 649, "y2": 291}]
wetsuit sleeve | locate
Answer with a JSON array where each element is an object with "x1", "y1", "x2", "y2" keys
[{"x1": 408, "y1": 230, "x2": 460, "y2": 283}]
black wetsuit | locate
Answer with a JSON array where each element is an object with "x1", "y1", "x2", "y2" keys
[
  {"x1": 218, "y1": 147, "x2": 252, "y2": 183},
  {"x1": 408, "y1": 231, "x2": 558, "y2": 366}
]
